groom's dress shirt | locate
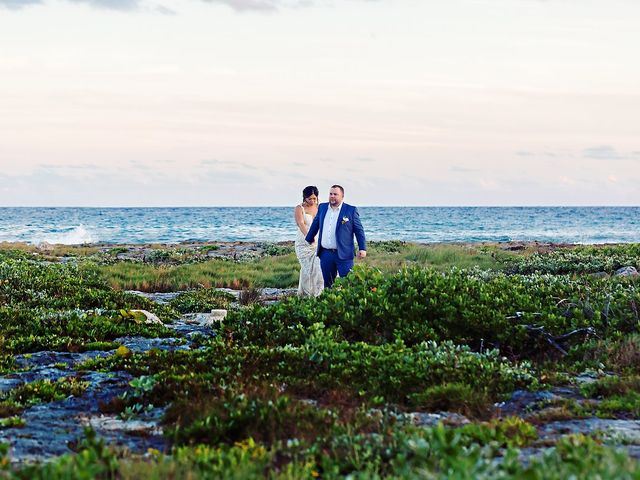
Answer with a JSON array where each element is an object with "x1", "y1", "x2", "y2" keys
[{"x1": 321, "y1": 203, "x2": 342, "y2": 250}]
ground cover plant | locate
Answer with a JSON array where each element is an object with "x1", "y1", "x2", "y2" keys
[
  {"x1": 505, "y1": 243, "x2": 640, "y2": 275},
  {"x1": 0, "y1": 377, "x2": 89, "y2": 414},
  {"x1": 223, "y1": 265, "x2": 640, "y2": 356},
  {"x1": 168, "y1": 288, "x2": 235, "y2": 313},
  {"x1": 0, "y1": 256, "x2": 176, "y2": 354},
  {"x1": 1, "y1": 242, "x2": 639, "y2": 477}
]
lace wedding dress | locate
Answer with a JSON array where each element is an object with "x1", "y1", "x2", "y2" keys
[{"x1": 295, "y1": 208, "x2": 324, "y2": 297}]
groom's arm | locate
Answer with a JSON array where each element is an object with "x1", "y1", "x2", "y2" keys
[
  {"x1": 352, "y1": 207, "x2": 366, "y2": 257},
  {"x1": 305, "y1": 213, "x2": 320, "y2": 244}
]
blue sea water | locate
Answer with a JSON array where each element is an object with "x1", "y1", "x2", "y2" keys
[{"x1": 0, "y1": 207, "x2": 638, "y2": 245}]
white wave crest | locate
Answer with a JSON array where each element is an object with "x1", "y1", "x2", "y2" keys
[{"x1": 37, "y1": 225, "x2": 97, "y2": 245}]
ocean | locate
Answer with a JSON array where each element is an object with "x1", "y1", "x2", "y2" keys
[{"x1": 0, "y1": 207, "x2": 638, "y2": 245}]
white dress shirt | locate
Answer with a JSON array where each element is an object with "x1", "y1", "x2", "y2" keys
[{"x1": 321, "y1": 203, "x2": 342, "y2": 249}]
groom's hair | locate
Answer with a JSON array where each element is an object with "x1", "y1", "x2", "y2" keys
[{"x1": 331, "y1": 185, "x2": 344, "y2": 194}]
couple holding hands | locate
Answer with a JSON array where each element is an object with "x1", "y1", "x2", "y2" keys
[{"x1": 294, "y1": 185, "x2": 367, "y2": 297}]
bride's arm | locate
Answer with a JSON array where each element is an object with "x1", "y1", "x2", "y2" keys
[{"x1": 294, "y1": 205, "x2": 309, "y2": 235}]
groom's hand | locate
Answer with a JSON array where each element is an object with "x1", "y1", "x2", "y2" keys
[{"x1": 357, "y1": 250, "x2": 367, "y2": 258}]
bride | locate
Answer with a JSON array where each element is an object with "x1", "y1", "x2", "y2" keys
[{"x1": 294, "y1": 186, "x2": 324, "y2": 297}]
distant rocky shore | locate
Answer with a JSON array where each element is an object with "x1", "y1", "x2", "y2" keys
[{"x1": 29, "y1": 239, "x2": 607, "y2": 261}]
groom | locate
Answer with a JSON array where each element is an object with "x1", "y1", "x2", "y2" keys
[{"x1": 306, "y1": 185, "x2": 366, "y2": 288}]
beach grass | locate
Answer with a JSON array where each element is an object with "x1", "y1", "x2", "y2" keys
[
  {"x1": 93, "y1": 254, "x2": 302, "y2": 291},
  {"x1": 364, "y1": 242, "x2": 516, "y2": 272},
  {"x1": 0, "y1": 241, "x2": 100, "y2": 257},
  {"x1": 93, "y1": 242, "x2": 515, "y2": 291}
]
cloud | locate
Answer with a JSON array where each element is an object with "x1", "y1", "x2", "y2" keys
[
  {"x1": 449, "y1": 165, "x2": 479, "y2": 173},
  {"x1": 0, "y1": 0, "x2": 42, "y2": 9},
  {"x1": 200, "y1": 159, "x2": 254, "y2": 170},
  {"x1": 68, "y1": 0, "x2": 141, "y2": 10},
  {"x1": 202, "y1": 0, "x2": 277, "y2": 12},
  {"x1": 0, "y1": 0, "x2": 319, "y2": 12},
  {"x1": 583, "y1": 145, "x2": 624, "y2": 160},
  {"x1": 0, "y1": 0, "x2": 144, "y2": 10},
  {"x1": 202, "y1": 0, "x2": 315, "y2": 12},
  {"x1": 518, "y1": 147, "x2": 640, "y2": 162},
  {"x1": 581, "y1": 145, "x2": 640, "y2": 161},
  {"x1": 154, "y1": 3, "x2": 175, "y2": 14}
]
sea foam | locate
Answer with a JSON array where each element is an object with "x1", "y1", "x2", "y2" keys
[{"x1": 37, "y1": 225, "x2": 97, "y2": 245}]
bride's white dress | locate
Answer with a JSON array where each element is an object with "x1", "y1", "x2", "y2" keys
[{"x1": 295, "y1": 208, "x2": 324, "y2": 297}]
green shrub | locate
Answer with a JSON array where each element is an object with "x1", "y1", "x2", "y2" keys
[
  {"x1": 166, "y1": 388, "x2": 340, "y2": 446},
  {"x1": 224, "y1": 265, "x2": 640, "y2": 356},
  {"x1": 3, "y1": 377, "x2": 89, "y2": 407},
  {"x1": 407, "y1": 383, "x2": 489, "y2": 417},
  {"x1": 0, "y1": 416, "x2": 26, "y2": 429},
  {"x1": 169, "y1": 288, "x2": 234, "y2": 313},
  {"x1": 459, "y1": 416, "x2": 538, "y2": 448},
  {"x1": 260, "y1": 243, "x2": 294, "y2": 256},
  {"x1": 506, "y1": 244, "x2": 640, "y2": 275}
]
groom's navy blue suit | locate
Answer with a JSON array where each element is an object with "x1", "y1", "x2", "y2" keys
[{"x1": 305, "y1": 202, "x2": 366, "y2": 288}]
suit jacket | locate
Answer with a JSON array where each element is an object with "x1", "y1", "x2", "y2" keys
[{"x1": 305, "y1": 202, "x2": 366, "y2": 260}]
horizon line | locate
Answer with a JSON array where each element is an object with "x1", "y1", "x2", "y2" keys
[{"x1": 0, "y1": 205, "x2": 639, "y2": 209}]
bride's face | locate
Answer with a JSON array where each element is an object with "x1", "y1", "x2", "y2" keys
[{"x1": 305, "y1": 194, "x2": 318, "y2": 206}]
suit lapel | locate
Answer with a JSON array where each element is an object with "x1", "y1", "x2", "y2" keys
[
  {"x1": 318, "y1": 203, "x2": 328, "y2": 238},
  {"x1": 335, "y1": 203, "x2": 346, "y2": 231}
]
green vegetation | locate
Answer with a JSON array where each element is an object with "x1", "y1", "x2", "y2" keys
[
  {"x1": 0, "y1": 257, "x2": 176, "y2": 354},
  {"x1": 0, "y1": 377, "x2": 89, "y2": 416},
  {"x1": 505, "y1": 243, "x2": 640, "y2": 275},
  {"x1": 3, "y1": 426, "x2": 638, "y2": 479},
  {"x1": 93, "y1": 241, "x2": 511, "y2": 292},
  {"x1": 0, "y1": 416, "x2": 25, "y2": 429},
  {"x1": 224, "y1": 265, "x2": 639, "y2": 355},
  {"x1": 1, "y1": 242, "x2": 640, "y2": 477},
  {"x1": 168, "y1": 288, "x2": 235, "y2": 313},
  {"x1": 94, "y1": 255, "x2": 300, "y2": 291}
]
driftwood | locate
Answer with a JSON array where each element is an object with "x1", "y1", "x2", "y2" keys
[{"x1": 523, "y1": 324, "x2": 598, "y2": 356}]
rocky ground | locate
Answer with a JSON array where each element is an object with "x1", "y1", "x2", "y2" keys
[{"x1": 2, "y1": 287, "x2": 639, "y2": 465}]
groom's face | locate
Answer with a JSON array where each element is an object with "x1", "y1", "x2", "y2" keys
[{"x1": 329, "y1": 187, "x2": 343, "y2": 206}]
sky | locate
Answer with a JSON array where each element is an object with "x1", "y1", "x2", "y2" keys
[{"x1": 0, "y1": 0, "x2": 639, "y2": 206}]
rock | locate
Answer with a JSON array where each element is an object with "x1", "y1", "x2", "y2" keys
[
  {"x1": 396, "y1": 411, "x2": 470, "y2": 428},
  {"x1": 168, "y1": 317, "x2": 216, "y2": 339},
  {"x1": 615, "y1": 266, "x2": 639, "y2": 277},
  {"x1": 36, "y1": 242, "x2": 54, "y2": 253},
  {"x1": 126, "y1": 291, "x2": 182, "y2": 304},
  {"x1": 13, "y1": 350, "x2": 112, "y2": 370},
  {"x1": 538, "y1": 419, "x2": 640, "y2": 444},
  {"x1": 82, "y1": 414, "x2": 163, "y2": 437},
  {"x1": 494, "y1": 390, "x2": 557, "y2": 416},
  {"x1": 590, "y1": 271, "x2": 609, "y2": 279},
  {"x1": 181, "y1": 310, "x2": 227, "y2": 326},
  {"x1": 0, "y1": 371, "x2": 167, "y2": 464},
  {"x1": 0, "y1": 378, "x2": 23, "y2": 394},
  {"x1": 131, "y1": 310, "x2": 163, "y2": 325},
  {"x1": 114, "y1": 336, "x2": 189, "y2": 353},
  {"x1": 575, "y1": 371, "x2": 612, "y2": 385},
  {"x1": 215, "y1": 288, "x2": 240, "y2": 299}
]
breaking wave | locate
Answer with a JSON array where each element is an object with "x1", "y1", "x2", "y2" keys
[{"x1": 37, "y1": 225, "x2": 97, "y2": 245}]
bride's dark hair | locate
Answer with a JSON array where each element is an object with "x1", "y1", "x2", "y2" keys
[{"x1": 302, "y1": 185, "x2": 319, "y2": 201}]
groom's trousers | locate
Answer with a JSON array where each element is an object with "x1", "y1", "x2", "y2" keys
[{"x1": 319, "y1": 248, "x2": 354, "y2": 288}]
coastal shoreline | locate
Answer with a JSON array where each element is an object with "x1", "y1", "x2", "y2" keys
[{"x1": 1, "y1": 238, "x2": 626, "y2": 256}]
